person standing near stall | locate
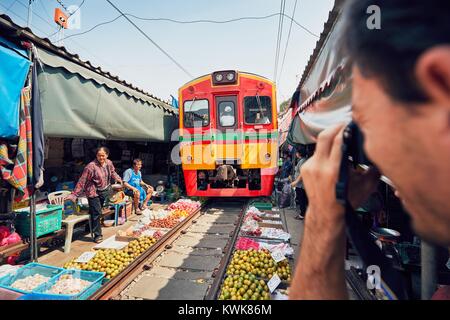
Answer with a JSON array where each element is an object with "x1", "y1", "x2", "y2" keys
[
  {"x1": 291, "y1": 149, "x2": 308, "y2": 220},
  {"x1": 66, "y1": 147, "x2": 122, "y2": 243}
]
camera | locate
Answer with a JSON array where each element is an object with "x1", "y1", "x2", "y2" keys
[{"x1": 336, "y1": 121, "x2": 373, "y2": 205}]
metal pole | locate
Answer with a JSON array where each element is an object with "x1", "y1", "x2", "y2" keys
[
  {"x1": 26, "y1": 0, "x2": 33, "y2": 28},
  {"x1": 421, "y1": 240, "x2": 438, "y2": 299},
  {"x1": 30, "y1": 193, "x2": 38, "y2": 262}
]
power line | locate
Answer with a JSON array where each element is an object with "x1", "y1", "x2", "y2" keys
[
  {"x1": 1, "y1": 2, "x2": 117, "y2": 71},
  {"x1": 105, "y1": 0, "x2": 193, "y2": 78},
  {"x1": 3, "y1": 0, "x2": 20, "y2": 14},
  {"x1": 278, "y1": 0, "x2": 298, "y2": 84},
  {"x1": 59, "y1": 14, "x2": 124, "y2": 40},
  {"x1": 273, "y1": 0, "x2": 286, "y2": 82},
  {"x1": 15, "y1": 0, "x2": 59, "y2": 32},
  {"x1": 59, "y1": 12, "x2": 319, "y2": 42}
]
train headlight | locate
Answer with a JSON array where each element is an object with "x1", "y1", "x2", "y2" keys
[
  {"x1": 187, "y1": 155, "x2": 193, "y2": 162},
  {"x1": 215, "y1": 74, "x2": 224, "y2": 82},
  {"x1": 265, "y1": 153, "x2": 271, "y2": 160},
  {"x1": 226, "y1": 72, "x2": 235, "y2": 81}
]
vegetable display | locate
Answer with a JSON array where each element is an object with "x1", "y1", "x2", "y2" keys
[
  {"x1": 11, "y1": 274, "x2": 51, "y2": 291},
  {"x1": 46, "y1": 274, "x2": 92, "y2": 295}
]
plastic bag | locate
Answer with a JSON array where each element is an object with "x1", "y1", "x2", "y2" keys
[{"x1": 278, "y1": 183, "x2": 292, "y2": 208}]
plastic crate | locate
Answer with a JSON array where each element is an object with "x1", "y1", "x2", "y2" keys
[
  {"x1": 33, "y1": 269, "x2": 105, "y2": 300},
  {"x1": 252, "y1": 202, "x2": 272, "y2": 210},
  {"x1": 0, "y1": 263, "x2": 65, "y2": 294},
  {"x1": 15, "y1": 204, "x2": 63, "y2": 237}
]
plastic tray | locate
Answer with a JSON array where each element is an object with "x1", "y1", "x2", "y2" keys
[
  {"x1": 0, "y1": 263, "x2": 65, "y2": 294},
  {"x1": 33, "y1": 269, "x2": 105, "y2": 300},
  {"x1": 15, "y1": 205, "x2": 63, "y2": 237}
]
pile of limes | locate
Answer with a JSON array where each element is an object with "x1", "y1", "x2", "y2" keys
[
  {"x1": 63, "y1": 236, "x2": 157, "y2": 279},
  {"x1": 226, "y1": 249, "x2": 291, "y2": 281},
  {"x1": 219, "y1": 274, "x2": 271, "y2": 300}
]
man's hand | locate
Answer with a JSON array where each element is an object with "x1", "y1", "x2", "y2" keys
[
  {"x1": 290, "y1": 124, "x2": 348, "y2": 300},
  {"x1": 65, "y1": 194, "x2": 77, "y2": 203},
  {"x1": 301, "y1": 124, "x2": 347, "y2": 222},
  {"x1": 132, "y1": 188, "x2": 139, "y2": 195}
]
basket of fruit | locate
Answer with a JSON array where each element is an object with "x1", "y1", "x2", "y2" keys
[
  {"x1": 32, "y1": 269, "x2": 105, "y2": 300},
  {"x1": 0, "y1": 263, "x2": 64, "y2": 294}
]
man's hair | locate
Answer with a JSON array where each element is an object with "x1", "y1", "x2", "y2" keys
[
  {"x1": 95, "y1": 146, "x2": 109, "y2": 156},
  {"x1": 133, "y1": 158, "x2": 142, "y2": 166},
  {"x1": 344, "y1": 0, "x2": 450, "y2": 103}
]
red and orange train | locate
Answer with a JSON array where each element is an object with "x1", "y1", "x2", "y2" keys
[{"x1": 179, "y1": 70, "x2": 278, "y2": 197}]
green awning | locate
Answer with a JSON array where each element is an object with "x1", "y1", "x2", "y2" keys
[{"x1": 36, "y1": 48, "x2": 178, "y2": 142}]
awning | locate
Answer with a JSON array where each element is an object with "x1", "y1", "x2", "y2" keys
[
  {"x1": 287, "y1": 3, "x2": 352, "y2": 145},
  {"x1": 36, "y1": 48, "x2": 178, "y2": 142}
]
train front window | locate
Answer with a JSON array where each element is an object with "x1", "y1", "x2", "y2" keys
[
  {"x1": 244, "y1": 96, "x2": 272, "y2": 124},
  {"x1": 183, "y1": 99, "x2": 209, "y2": 127},
  {"x1": 218, "y1": 101, "x2": 236, "y2": 127}
]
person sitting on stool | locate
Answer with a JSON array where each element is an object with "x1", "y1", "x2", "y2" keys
[{"x1": 123, "y1": 158, "x2": 154, "y2": 215}]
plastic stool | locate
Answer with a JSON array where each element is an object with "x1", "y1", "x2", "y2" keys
[
  {"x1": 62, "y1": 214, "x2": 91, "y2": 253},
  {"x1": 113, "y1": 201, "x2": 127, "y2": 226}
]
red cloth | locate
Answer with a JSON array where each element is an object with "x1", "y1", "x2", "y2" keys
[
  {"x1": 432, "y1": 286, "x2": 450, "y2": 300},
  {"x1": 71, "y1": 159, "x2": 121, "y2": 199}
]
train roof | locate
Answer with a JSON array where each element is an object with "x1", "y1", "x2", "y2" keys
[{"x1": 180, "y1": 70, "x2": 274, "y2": 88}]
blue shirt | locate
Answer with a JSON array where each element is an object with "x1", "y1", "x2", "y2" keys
[{"x1": 123, "y1": 168, "x2": 142, "y2": 189}]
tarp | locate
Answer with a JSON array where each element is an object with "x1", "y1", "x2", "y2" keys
[
  {"x1": 35, "y1": 48, "x2": 178, "y2": 142},
  {"x1": 287, "y1": 4, "x2": 352, "y2": 145},
  {"x1": 0, "y1": 37, "x2": 31, "y2": 139}
]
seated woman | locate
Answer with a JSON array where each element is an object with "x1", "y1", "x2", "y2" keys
[{"x1": 123, "y1": 158, "x2": 154, "y2": 214}]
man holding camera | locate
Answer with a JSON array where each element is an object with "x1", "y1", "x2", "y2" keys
[{"x1": 289, "y1": 0, "x2": 450, "y2": 299}]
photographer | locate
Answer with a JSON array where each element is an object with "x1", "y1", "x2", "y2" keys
[{"x1": 289, "y1": 0, "x2": 450, "y2": 299}]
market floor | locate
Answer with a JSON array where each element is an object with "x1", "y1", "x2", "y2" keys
[{"x1": 38, "y1": 204, "x2": 168, "y2": 267}]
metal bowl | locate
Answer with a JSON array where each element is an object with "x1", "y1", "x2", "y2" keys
[{"x1": 370, "y1": 227, "x2": 401, "y2": 240}]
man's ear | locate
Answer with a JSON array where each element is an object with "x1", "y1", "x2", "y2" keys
[{"x1": 415, "y1": 46, "x2": 450, "y2": 105}]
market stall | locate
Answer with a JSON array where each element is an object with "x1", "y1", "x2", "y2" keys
[
  {"x1": 213, "y1": 202, "x2": 294, "y2": 300},
  {"x1": 0, "y1": 198, "x2": 202, "y2": 299}
]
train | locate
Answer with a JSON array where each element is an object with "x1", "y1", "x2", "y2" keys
[{"x1": 178, "y1": 70, "x2": 278, "y2": 197}]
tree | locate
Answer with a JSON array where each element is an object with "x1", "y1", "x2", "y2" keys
[{"x1": 279, "y1": 98, "x2": 291, "y2": 113}]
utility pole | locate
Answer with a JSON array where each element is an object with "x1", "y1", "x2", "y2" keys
[{"x1": 26, "y1": 0, "x2": 33, "y2": 28}]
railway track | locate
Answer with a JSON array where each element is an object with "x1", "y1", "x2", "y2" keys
[{"x1": 91, "y1": 198, "x2": 250, "y2": 300}]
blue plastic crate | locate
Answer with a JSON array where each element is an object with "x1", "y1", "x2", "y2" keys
[
  {"x1": 0, "y1": 263, "x2": 65, "y2": 294},
  {"x1": 33, "y1": 269, "x2": 105, "y2": 300},
  {"x1": 17, "y1": 293, "x2": 71, "y2": 300}
]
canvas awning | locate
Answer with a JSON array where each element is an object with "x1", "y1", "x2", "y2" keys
[
  {"x1": 287, "y1": 1, "x2": 352, "y2": 146},
  {"x1": 35, "y1": 47, "x2": 177, "y2": 142}
]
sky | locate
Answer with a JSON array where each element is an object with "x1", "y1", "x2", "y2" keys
[{"x1": 0, "y1": 0, "x2": 334, "y2": 105}]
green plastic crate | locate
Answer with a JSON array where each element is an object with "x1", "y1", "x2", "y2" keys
[
  {"x1": 252, "y1": 202, "x2": 272, "y2": 210},
  {"x1": 15, "y1": 205, "x2": 63, "y2": 238}
]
